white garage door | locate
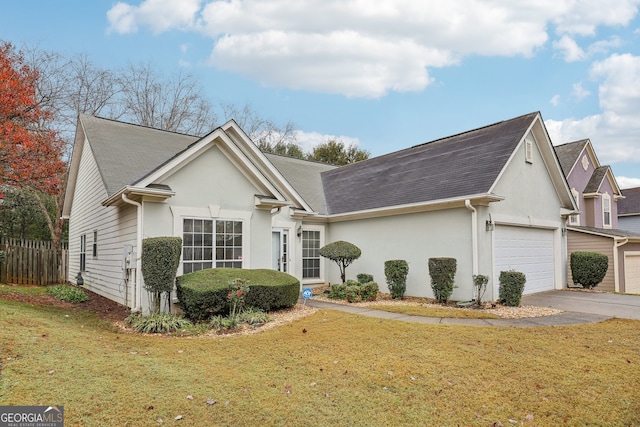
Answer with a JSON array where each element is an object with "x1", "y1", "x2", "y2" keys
[
  {"x1": 494, "y1": 226, "x2": 555, "y2": 295},
  {"x1": 624, "y1": 252, "x2": 640, "y2": 294}
]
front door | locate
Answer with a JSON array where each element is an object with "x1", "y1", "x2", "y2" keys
[{"x1": 271, "y1": 229, "x2": 289, "y2": 272}]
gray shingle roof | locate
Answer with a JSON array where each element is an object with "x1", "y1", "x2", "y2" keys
[
  {"x1": 80, "y1": 114, "x2": 199, "y2": 196},
  {"x1": 569, "y1": 225, "x2": 640, "y2": 239},
  {"x1": 554, "y1": 139, "x2": 588, "y2": 176},
  {"x1": 321, "y1": 112, "x2": 539, "y2": 215},
  {"x1": 264, "y1": 154, "x2": 337, "y2": 214},
  {"x1": 584, "y1": 166, "x2": 609, "y2": 193},
  {"x1": 619, "y1": 186, "x2": 640, "y2": 215}
]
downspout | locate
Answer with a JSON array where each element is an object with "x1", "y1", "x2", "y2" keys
[
  {"x1": 613, "y1": 238, "x2": 628, "y2": 293},
  {"x1": 122, "y1": 193, "x2": 143, "y2": 312},
  {"x1": 464, "y1": 200, "x2": 479, "y2": 277}
]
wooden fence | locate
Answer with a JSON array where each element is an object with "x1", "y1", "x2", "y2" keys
[{"x1": 0, "y1": 238, "x2": 69, "y2": 286}]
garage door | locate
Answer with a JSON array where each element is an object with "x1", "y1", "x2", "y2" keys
[
  {"x1": 624, "y1": 252, "x2": 640, "y2": 294},
  {"x1": 494, "y1": 226, "x2": 555, "y2": 295}
]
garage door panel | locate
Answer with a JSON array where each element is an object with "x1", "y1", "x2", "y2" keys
[
  {"x1": 624, "y1": 253, "x2": 640, "y2": 294},
  {"x1": 494, "y1": 226, "x2": 555, "y2": 296}
]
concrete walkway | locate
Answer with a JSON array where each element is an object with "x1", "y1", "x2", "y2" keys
[{"x1": 303, "y1": 290, "x2": 640, "y2": 327}]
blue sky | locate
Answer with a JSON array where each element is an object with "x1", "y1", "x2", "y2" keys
[{"x1": 2, "y1": 0, "x2": 640, "y2": 187}]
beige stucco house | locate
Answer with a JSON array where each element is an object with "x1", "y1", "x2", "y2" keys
[{"x1": 63, "y1": 112, "x2": 578, "y2": 313}]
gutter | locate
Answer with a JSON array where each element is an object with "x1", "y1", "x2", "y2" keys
[
  {"x1": 613, "y1": 237, "x2": 629, "y2": 293},
  {"x1": 121, "y1": 193, "x2": 143, "y2": 312}
]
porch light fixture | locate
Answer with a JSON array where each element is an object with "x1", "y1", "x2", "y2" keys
[
  {"x1": 561, "y1": 226, "x2": 567, "y2": 236},
  {"x1": 297, "y1": 225, "x2": 302, "y2": 237},
  {"x1": 485, "y1": 215, "x2": 494, "y2": 232}
]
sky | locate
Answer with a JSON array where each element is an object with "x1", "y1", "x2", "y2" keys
[{"x1": 2, "y1": 0, "x2": 640, "y2": 188}]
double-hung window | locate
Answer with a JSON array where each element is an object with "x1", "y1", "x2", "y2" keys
[
  {"x1": 80, "y1": 234, "x2": 86, "y2": 271},
  {"x1": 302, "y1": 230, "x2": 321, "y2": 279},
  {"x1": 182, "y1": 218, "x2": 243, "y2": 274},
  {"x1": 602, "y1": 193, "x2": 612, "y2": 228}
]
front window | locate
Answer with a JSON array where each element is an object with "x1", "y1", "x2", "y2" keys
[
  {"x1": 302, "y1": 230, "x2": 321, "y2": 279},
  {"x1": 603, "y1": 193, "x2": 611, "y2": 228},
  {"x1": 182, "y1": 218, "x2": 243, "y2": 274}
]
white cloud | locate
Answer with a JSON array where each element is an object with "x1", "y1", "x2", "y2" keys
[
  {"x1": 107, "y1": 0, "x2": 640, "y2": 97},
  {"x1": 107, "y1": 0, "x2": 201, "y2": 35},
  {"x1": 550, "y1": 95, "x2": 561, "y2": 106},
  {"x1": 572, "y1": 82, "x2": 591, "y2": 100},
  {"x1": 546, "y1": 54, "x2": 640, "y2": 166},
  {"x1": 617, "y1": 176, "x2": 640, "y2": 189},
  {"x1": 294, "y1": 130, "x2": 360, "y2": 154},
  {"x1": 553, "y1": 35, "x2": 586, "y2": 62}
]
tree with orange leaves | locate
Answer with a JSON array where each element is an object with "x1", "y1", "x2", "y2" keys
[{"x1": 0, "y1": 42, "x2": 66, "y2": 244}]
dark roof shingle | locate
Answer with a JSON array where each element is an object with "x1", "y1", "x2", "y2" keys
[
  {"x1": 321, "y1": 112, "x2": 539, "y2": 215},
  {"x1": 619, "y1": 186, "x2": 640, "y2": 215},
  {"x1": 553, "y1": 139, "x2": 588, "y2": 176}
]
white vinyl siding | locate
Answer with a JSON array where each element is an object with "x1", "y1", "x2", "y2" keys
[{"x1": 68, "y1": 141, "x2": 137, "y2": 307}]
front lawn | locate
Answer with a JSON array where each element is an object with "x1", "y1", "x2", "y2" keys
[{"x1": 0, "y1": 293, "x2": 639, "y2": 426}]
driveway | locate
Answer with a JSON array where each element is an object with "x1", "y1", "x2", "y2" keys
[{"x1": 522, "y1": 290, "x2": 640, "y2": 320}]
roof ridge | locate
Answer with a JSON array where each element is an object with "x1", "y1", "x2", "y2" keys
[{"x1": 80, "y1": 113, "x2": 200, "y2": 138}]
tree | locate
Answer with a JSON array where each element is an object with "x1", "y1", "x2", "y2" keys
[
  {"x1": 308, "y1": 138, "x2": 370, "y2": 166},
  {"x1": 0, "y1": 42, "x2": 66, "y2": 218},
  {"x1": 319, "y1": 240, "x2": 362, "y2": 284}
]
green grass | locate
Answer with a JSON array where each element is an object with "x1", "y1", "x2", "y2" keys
[
  {"x1": 367, "y1": 303, "x2": 500, "y2": 319},
  {"x1": 1, "y1": 298, "x2": 639, "y2": 426},
  {"x1": 0, "y1": 284, "x2": 48, "y2": 296}
]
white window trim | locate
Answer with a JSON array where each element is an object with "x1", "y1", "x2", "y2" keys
[
  {"x1": 569, "y1": 188, "x2": 580, "y2": 226},
  {"x1": 602, "y1": 192, "x2": 612, "y2": 229},
  {"x1": 301, "y1": 224, "x2": 325, "y2": 285},
  {"x1": 80, "y1": 234, "x2": 87, "y2": 272},
  {"x1": 171, "y1": 205, "x2": 252, "y2": 274}
]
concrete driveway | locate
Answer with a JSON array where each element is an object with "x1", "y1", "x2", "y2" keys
[{"x1": 522, "y1": 290, "x2": 640, "y2": 320}]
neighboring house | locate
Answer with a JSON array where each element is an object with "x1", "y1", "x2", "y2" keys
[
  {"x1": 618, "y1": 186, "x2": 640, "y2": 233},
  {"x1": 554, "y1": 139, "x2": 640, "y2": 293},
  {"x1": 63, "y1": 112, "x2": 577, "y2": 313}
]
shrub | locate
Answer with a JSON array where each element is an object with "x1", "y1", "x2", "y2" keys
[
  {"x1": 428, "y1": 258, "x2": 457, "y2": 303},
  {"x1": 176, "y1": 268, "x2": 299, "y2": 321},
  {"x1": 473, "y1": 274, "x2": 489, "y2": 306},
  {"x1": 47, "y1": 285, "x2": 89, "y2": 303},
  {"x1": 238, "y1": 307, "x2": 272, "y2": 325},
  {"x1": 499, "y1": 270, "x2": 527, "y2": 307},
  {"x1": 328, "y1": 280, "x2": 378, "y2": 303},
  {"x1": 319, "y1": 241, "x2": 362, "y2": 284},
  {"x1": 357, "y1": 273, "x2": 374, "y2": 284},
  {"x1": 141, "y1": 237, "x2": 182, "y2": 313},
  {"x1": 570, "y1": 252, "x2": 608, "y2": 289},
  {"x1": 125, "y1": 312, "x2": 192, "y2": 334},
  {"x1": 385, "y1": 260, "x2": 409, "y2": 299}
]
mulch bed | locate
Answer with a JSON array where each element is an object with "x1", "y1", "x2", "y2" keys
[{"x1": 0, "y1": 285, "x2": 131, "y2": 323}]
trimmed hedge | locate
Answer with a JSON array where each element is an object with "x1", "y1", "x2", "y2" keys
[
  {"x1": 499, "y1": 270, "x2": 527, "y2": 307},
  {"x1": 141, "y1": 237, "x2": 182, "y2": 313},
  {"x1": 176, "y1": 268, "x2": 299, "y2": 321},
  {"x1": 570, "y1": 251, "x2": 608, "y2": 289},
  {"x1": 329, "y1": 279, "x2": 378, "y2": 303},
  {"x1": 384, "y1": 260, "x2": 409, "y2": 299},
  {"x1": 428, "y1": 257, "x2": 457, "y2": 303},
  {"x1": 357, "y1": 273, "x2": 374, "y2": 284}
]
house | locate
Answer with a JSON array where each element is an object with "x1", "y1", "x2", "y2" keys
[
  {"x1": 63, "y1": 112, "x2": 577, "y2": 313},
  {"x1": 554, "y1": 139, "x2": 640, "y2": 293},
  {"x1": 618, "y1": 186, "x2": 640, "y2": 233}
]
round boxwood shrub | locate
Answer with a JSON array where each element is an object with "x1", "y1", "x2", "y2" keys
[
  {"x1": 428, "y1": 257, "x2": 457, "y2": 303},
  {"x1": 499, "y1": 270, "x2": 527, "y2": 307},
  {"x1": 570, "y1": 251, "x2": 608, "y2": 289},
  {"x1": 176, "y1": 268, "x2": 299, "y2": 321},
  {"x1": 319, "y1": 240, "x2": 361, "y2": 284}
]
